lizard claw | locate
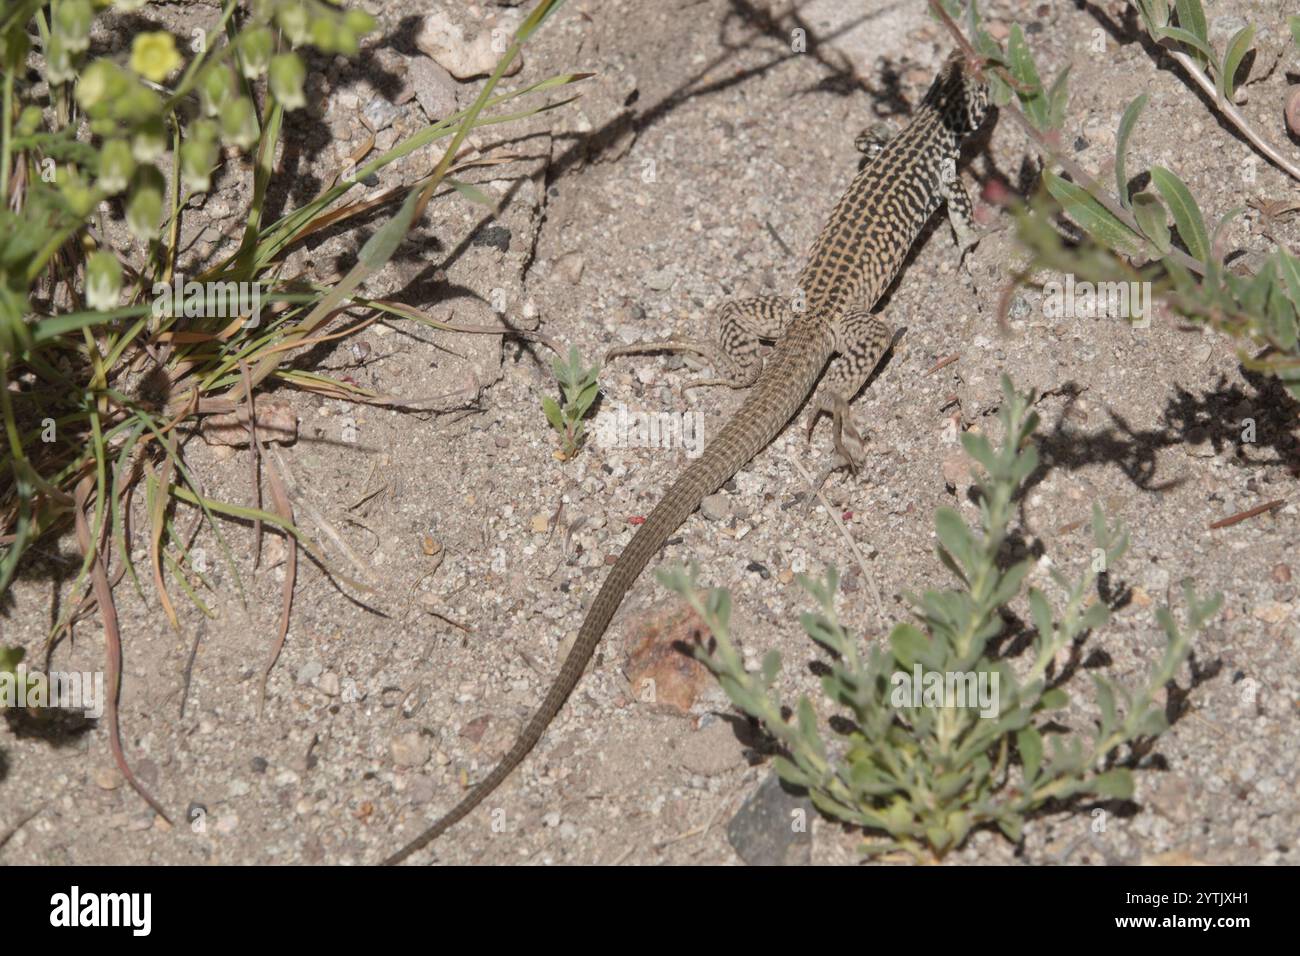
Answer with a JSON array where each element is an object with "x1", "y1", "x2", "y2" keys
[
  {"x1": 832, "y1": 413, "x2": 866, "y2": 473},
  {"x1": 804, "y1": 395, "x2": 866, "y2": 472},
  {"x1": 804, "y1": 396, "x2": 831, "y2": 445}
]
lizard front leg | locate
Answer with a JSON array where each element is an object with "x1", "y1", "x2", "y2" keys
[
  {"x1": 938, "y1": 153, "x2": 980, "y2": 264},
  {"x1": 804, "y1": 310, "x2": 893, "y2": 470},
  {"x1": 605, "y1": 294, "x2": 794, "y2": 390}
]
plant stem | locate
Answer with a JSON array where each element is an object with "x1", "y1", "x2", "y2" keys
[
  {"x1": 1164, "y1": 46, "x2": 1300, "y2": 182},
  {"x1": 0, "y1": 64, "x2": 12, "y2": 208}
]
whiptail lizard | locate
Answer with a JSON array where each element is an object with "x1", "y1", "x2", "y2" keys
[{"x1": 385, "y1": 51, "x2": 990, "y2": 864}]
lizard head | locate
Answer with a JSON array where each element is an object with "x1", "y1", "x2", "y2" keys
[{"x1": 928, "y1": 50, "x2": 991, "y2": 140}]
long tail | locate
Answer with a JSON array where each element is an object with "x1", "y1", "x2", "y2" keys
[{"x1": 383, "y1": 321, "x2": 831, "y2": 865}]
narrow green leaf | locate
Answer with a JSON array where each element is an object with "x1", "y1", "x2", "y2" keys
[
  {"x1": 1080, "y1": 601, "x2": 1111, "y2": 631},
  {"x1": 761, "y1": 649, "x2": 782, "y2": 685},
  {"x1": 1090, "y1": 500, "x2": 1108, "y2": 545},
  {"x1": 934, "y1": 507, "x2": 975, "y2": 573},
  {"x1": 1132, "y1": 0, "x2": 1165, "y2": 34},
  {"x1": 1266, "y1": 284, "x2": 1298, "y2": 352},
  {"x1": 706, "y1": 586, "x2": 731, "y2": 631},
  {"x1": 772, "y1": 755, "x2": 813, "y2": 788},
  {"x1": 1240, "y1": 260, "x2": 1273, "y2": 317},
  {"x1": 796, "y1": 697, "x2": 824, "y2": 757},
  {"x1": 575, "y1": 378, "x2": 600, "y2": 414},
  {"x1": 1217, "y1": 25, "x2": 1255, "y2": 104},
  {"x1": 1115, "y1": 93, "x2": 1148, "y2": 207},
  {"x1": 959, "y1": 431, "x2": 996, "y2": 473},
  {"x1": 1008, "y1": 25, "x2": 1047, "y2": 129},
  {"x1": 1139, "y1": 708, "x2": 1169, "y2": 736},
  {"x1": 1028, "y1": 588, "x2": 1054, "y2": 645},
  {"x1": 1157, "y1": 25, "x2": 1215, "y2": 62},
  {"x1": 1131, "y1": 192, "x2": 1170, "y2": 253},
  {"x1": 1047, "y1": 65, "x2": 1071, "y2": 131},
  {"x1": 1276, "y1": 249, "x2": 1300, "y2": 312},
  {"x1": 1039, "y1": 687, "x2": 1069, "y2": 710},
  {"x1": 1155, "y1": 606, "x2": 1180, "y2": 641},
  {"x1": 445, "y1": 177, "x2": 496, "y2": 209},
  {"x1": 989, "y1": 559, "x2": 1032, "y2": 608},
  {"x1": 1272, "y1": 252, "x2": 1300, "y2": 350},
  {"x1": 1017, "y1": 727, "x2": 1043, "y2": 785},
  {"x1": 1173, "y1": 0, "x2": 1208, "y2": 45},
  {"x1": 1093, "y1": 674, "x2": 1118, "y2": 731},
  {"x1": 1043, "y1": 169, "x2": 1146, "y2": 255},
  {"x1": 1087, "y1": 768, "x2": 1134, "y2": 799},
  {"x1": 515, "y1": 0, "x2": 569, "y2": 44},
  {"x1": 1150, "y1": 166, "x2": 1210, "y2": 264},
  {"x1": 889, "y1": 623, "x2": 930, "y2": 669},
  {"x1": 541, "y1": 395, "x2": 564, "y2": 432}
]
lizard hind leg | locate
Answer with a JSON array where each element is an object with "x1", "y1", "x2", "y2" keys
[
  {"x1": 803, "y1": 310, "x2": 893, "y2": 471},
  {"x1": 604, "y1": 295, "x2": 793, "y2": 392}
]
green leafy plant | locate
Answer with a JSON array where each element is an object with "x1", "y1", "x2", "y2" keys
[
  {"x1": 662, "y1": 377, "x2": 1220, "y2": 859},
  {"x1": 932, "y1": 1, "x2": 1300, "y2": 401},
  {"x1": 0, "y1": 644, "x2": 22, "y2": 676},
  {"x1": 542, "y1": 344, "x2": 600, "y2": 459},
  {"x1": 0, "y1": 0, "x2": 583, "y2": 815},
  {"x1": 0, "y1": 645, "x2": 29, "y2": 709},
  {"x1": 1, "y1": 0, "x2": 583, "y2": 610}
]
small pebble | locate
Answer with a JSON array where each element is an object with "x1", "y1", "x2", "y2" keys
[
  {"x1": 296, "y1": 660, "x2": 324, "y2": 685},
  {"x1": 391, "y1": 731, "x2": 431, "y2": 768},
  {"x1": 700, "y1": 494, "x2": 730, "y2": 521},
  {"x1": 92, "y1": 766, "x2": 123, "y2": 790}
]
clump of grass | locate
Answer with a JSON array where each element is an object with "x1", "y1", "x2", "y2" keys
[
  {"x1": 663, "y1": 377, "x2": 1220, "y2": 860},
  {"x1": 0, "y1": 0, "x2": 585, "y2": 815}
]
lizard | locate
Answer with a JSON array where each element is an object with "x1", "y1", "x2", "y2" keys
[{"x1": 384, "y1": 50, "x2": 990, "y2": 865}]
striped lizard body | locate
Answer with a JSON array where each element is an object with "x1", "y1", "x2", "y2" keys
[{"x1": 384, "y1": 51, "x2": 990, "y2": 865}]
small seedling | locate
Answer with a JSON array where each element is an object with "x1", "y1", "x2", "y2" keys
[
  {"x1": 542, "y1": 345, "x2": 600, "y2": 459},
  {"x1": 0, "y1": 645, "x2": 29, "y2": 709}
]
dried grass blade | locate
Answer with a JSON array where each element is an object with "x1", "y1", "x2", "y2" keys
[
  {"x1": 257, "y1": 448, "x2": 296, "y2": 718},
  {"x1": 73, "y1": 476, "x2": 171, "y2": 822}
]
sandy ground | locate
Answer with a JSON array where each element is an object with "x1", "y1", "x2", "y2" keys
[{"x1": 1, "y1": 0, "x2": 1297, "y2": 865}]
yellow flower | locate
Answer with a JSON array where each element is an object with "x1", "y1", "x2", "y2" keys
[{"x1": 129, "y1": 32, "x2": 181, "y2": 83}]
